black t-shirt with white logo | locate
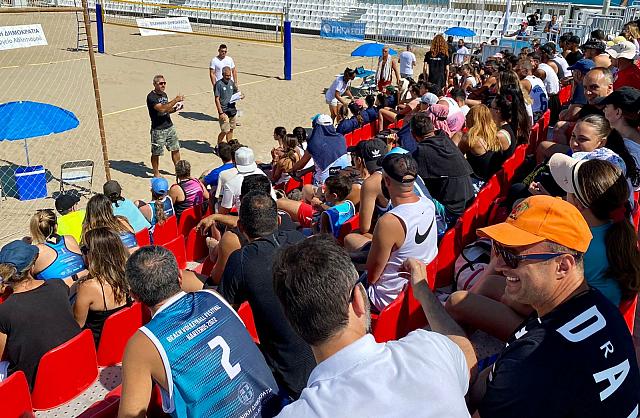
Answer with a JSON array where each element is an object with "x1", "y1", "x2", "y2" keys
[
  {"x1": 424, "y1": 52, "x2": 448, "y2": 90},
  {"x1": 480, "y1": 288, "x2": 640, "y2": 418},
  {"x1": 146, "y1": 90, "x2": 173, "y2": 130}
]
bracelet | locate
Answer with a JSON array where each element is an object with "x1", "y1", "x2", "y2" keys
[{"x1": 72, "y1": 273, "x2": 79, "y2": 282}]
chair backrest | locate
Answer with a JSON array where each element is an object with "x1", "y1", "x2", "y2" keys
[
  {"x1": 337, "y1": 213, "x2": 360, "y2": 244},
  {"x1": 372, "y1": 261, "x2": 438, "y2": 343},
  {"x1": 152, "y1": 215, "x2": 178, "y2": 245},
  {"x1": 177, "y1": 206, "x2": 201, "y2": 239},
  {"x1": 96, "y1": 303, "x2": 145, "y2": 367},
  {"x1": 434, "y1": 227, "x2": 460, "y2": 289},
  {"x1": 0, "y1": 371, "x2": 34, "y2": 418},
  {"x1": 284, "y1": 177, "x2": 302, "y2": 194},
  {"x1": 134, "y1": 228, "x2": 151, "y2": 247},
  {"x1": 619, "y1": 295, "x2": 637, "y2": 333},
  {"x1": 162, "y1": 235, "x2": 187, "y2": 270},
  {"x1": 476, "y1": 176, "x2": 501, "y2": 227},
  {"x1": 60, "y1": 160, "x2": 94, "y2": 187},
  {"x1": 527, "y1": 122, "x2": 540, "y2": 155},
  {"x1": 237, "y1": 302, "x2": 259, "y2": 344},
  {"x1": 458, "y1": 200, "x2": 478, "y2": 248},
  {"x1": 31, "y1": 329, "x2": 99, "y2": 410},
  {"x1": 185, "y1": 227, "x2": 208, "y2": 262}
]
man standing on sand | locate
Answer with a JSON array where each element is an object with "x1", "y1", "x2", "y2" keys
[
  {"x1": 209, "y1": 44, "x2": 238, "y2": 85},
  {"x1": 146, "y1": 75, "x2": 183, "y2": 178},
  {"x1": 215, "y1": 67, "x2": 243, "y2": 144}
]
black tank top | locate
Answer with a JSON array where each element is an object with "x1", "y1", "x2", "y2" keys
[{"x1": 84, "y1": 281, "x2": 130, "y2": 346}]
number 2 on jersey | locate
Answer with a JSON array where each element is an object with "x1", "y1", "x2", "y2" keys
[{"x1": 208, "y1": 336, "x2": 242, "y2": 379}]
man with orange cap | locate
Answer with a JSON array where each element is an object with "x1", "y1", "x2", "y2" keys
[{"x1": 456, "y1": 195, "x2": 640, "y2": 417}]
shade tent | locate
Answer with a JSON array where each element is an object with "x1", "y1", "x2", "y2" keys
[
  {"x1": 351, "y1": 43, "x2": 397, "y2": 57},
  {"x1": 0, "y1": 101, "x2": 79, "y2": 166},
  {"x1": 445, "y1": 27, "x2": 477, "y2": 37}
]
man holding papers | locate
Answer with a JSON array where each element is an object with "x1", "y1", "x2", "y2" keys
[{"x1": 214, "y1": 66, "x2": 244, "y2": 144}]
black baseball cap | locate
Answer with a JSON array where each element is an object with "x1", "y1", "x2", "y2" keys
[
  {"x1": 593, "y1": 86, "x2": 640, "y2": 107},
  {"x1": 581, "y1": 38, "x2": 606, "y2": 52},
  {"x1": 103, "y1": 180, "x2": 123, "y2": 200},
  {"x1": 380, "y1": 152, "x2": 417, "y2": 184},
  {"x1": 55, "y1": 191, "x2": 80, "y2": 214},
  {"x1": 540, "y1": 43, "x2": 555, "y2": 56},
  {"x1": 348, "y1": 139, "x2": 387, "y2": 173}
]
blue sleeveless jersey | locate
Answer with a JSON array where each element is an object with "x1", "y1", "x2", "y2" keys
[
  {"x1": 119, "y1": 231, "x2": 138, "y2": 249},
  {"x1": 325, "y1": 200, "x2": 356, "y2": 238},
  {"x1": 36, "y1": 237, "x2": 86, "y2": 280},
  {"x1": 141, "y1": 290, "x2": 283, "y2": 418}
]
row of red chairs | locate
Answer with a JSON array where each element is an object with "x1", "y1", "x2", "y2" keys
[{"x1": 0, "y1": 302, "x2": 150, "y2": 414}]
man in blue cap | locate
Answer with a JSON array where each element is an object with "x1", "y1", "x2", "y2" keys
[{"x1": 0, "y1": 240, "x2": 80, "y2": 388}]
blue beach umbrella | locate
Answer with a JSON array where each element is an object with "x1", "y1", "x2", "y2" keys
[
  {"x1": 351, "y1": 43, "x2": 398, "y2": 57},
  {"x1": 0, "y1": 101, "x2": 79, "y2": 166},
  {"x1": 445, "y1": 27, "x2": 477, "y2": 37}
]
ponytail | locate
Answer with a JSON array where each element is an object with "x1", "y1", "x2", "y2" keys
[
  {"x1": 154, "y1": 195, "x2": 167, "y2": 225},
  {"x1": 604, "y1": 202, "x2": 640, "y2": 300}
]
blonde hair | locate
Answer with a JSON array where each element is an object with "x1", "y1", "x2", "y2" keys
[
  {"x1": 29, "y1": 209, "x2": 57, "y2": 245},
  {"x1": 430, "y1": 35, "x2": 449, "y2": 57},
  {"x1": 466, "y1": 105, "x2": 501, "y2": 152}
]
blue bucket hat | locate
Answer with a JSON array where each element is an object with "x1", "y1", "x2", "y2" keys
[{"x1": 0, "y1": 240, "x2": 39, "y2": 274}]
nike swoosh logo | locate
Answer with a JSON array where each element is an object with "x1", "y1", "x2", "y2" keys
[{"x1": 415, "y1": 218, "x2": 435, "y2": 245}]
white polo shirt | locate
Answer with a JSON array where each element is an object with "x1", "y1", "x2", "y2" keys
[{"x1": 276, "y1": 331, "x2": 470, "y2": 418}]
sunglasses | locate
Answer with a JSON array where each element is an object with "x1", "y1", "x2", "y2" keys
[
  {"x1": 157, "y1": 81, "x2": 166, "y2": 85},
  {"x1": 492, "y1": 242, "x2": 565, "y2": 269}
]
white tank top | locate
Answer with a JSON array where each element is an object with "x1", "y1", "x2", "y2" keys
[
  {"x1": 538, "y1": 63, "x2": 560, "y2": 95},
  {"x1": 525, "y1": 75, "x2": 548, "y2": 113},
  {"x1": 368, "y1": 197, "x2": 438, "y2": 311}
]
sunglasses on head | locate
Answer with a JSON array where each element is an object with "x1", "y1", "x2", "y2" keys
[{"x1": 492, "y1": 242, "x2": 565, "y2": 269}]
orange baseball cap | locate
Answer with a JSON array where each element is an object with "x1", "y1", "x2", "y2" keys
[{"x1": 477, "y1": 195, "x2": 592, "y2": 252}]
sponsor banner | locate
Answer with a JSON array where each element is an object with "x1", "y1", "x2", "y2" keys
[
  {"x1": 136, "y1": 17, "x2": 193, "y2": 36},
  {"x1": 0, "y1": 24, "x2": 47, "y2": 51},
  {"x1": 320, "y1": 20, "x2": 365, "y2": 41}
]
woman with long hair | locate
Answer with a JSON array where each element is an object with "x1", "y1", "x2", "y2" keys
[
  {"x1": 136, "y1": 177, "x2": 175, "y2": 227},
  {"x1": 456, "y1": 104, "x2": 510, "y2": 182},
  {"x1": 29, "y1": 209, "x2": 87, "y2": 287},
  {"x1": 0, "y1": 240, "x2": 81, "y2": 388},
  {"x1": 83, "y1": 193, "x2": 138, "y2": 252},
  {"x1": 498, "y1": 70, "x2": 534, "y2": 125},
  {"x1": 445, "y1": 155, "x2": 639, "y2": 342},
  {"x1": 423, "y1": 34, "x2": 449, "y2": 94},
  {"x1": 74, "y1": 227, "x2": 131, "y2": 346},
  {"x1": 168, "y1": 159, "x2": 209, "y2": 219},
  {"x1": 272, "y1": 134, "x2": 301, "y2": 185},
  {"x1": 491, "y1": 87, "x2": 529, "y2": 152}
]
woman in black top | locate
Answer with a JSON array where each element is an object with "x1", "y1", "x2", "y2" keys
[
  {"x1": 74, "y1": 227, "x2": 131, "y2": 346},
  {"x1": 423, "y1": 34, "x2": 449, "y2": 95},
  {"x1": 0, "y1": 240, "x2": 80, "y2": 389}
]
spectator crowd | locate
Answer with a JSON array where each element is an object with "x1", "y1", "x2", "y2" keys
[{"x1": 2, "y1": 17, "x2": 640, "y2": 418}]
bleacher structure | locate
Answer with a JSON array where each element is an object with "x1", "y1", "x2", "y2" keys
[{"x1": 49, "y1": 0, "x2": 529, "y2": 45}]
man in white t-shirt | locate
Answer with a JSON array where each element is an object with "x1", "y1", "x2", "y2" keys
[
  {"x1": 272, "y1": 235, "x2": 475, "y2": 418},
  {"x1": 454, "y1": 39, "x2": 470, "y2": 66},
  {"x1": 399, "y1": 44, "x2": 417, "y2": 79},
  {"x1": 209, "y1": 44, "x2": 238, "y2": 86}
]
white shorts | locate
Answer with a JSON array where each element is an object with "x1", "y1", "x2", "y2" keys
[{"x1": 326, "y1": 98, "x2": 339, "y2": 107}]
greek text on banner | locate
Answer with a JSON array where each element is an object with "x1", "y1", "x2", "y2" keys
[
  {"x1": 0, "y1": 24, "x2": 47, "y2": 51},
  {"x1": 320, "y1": 20, "x2": 366, "y2": 41},
  {"x1": 136, "y1": 17, "x2": 193, "y2": 36}
]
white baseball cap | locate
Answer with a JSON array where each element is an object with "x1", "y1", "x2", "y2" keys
[
  {"x1": 235, "y1": 147, "x2": 257, "y2": 174},
  {"x1": 605, "y1": 41, "x2": 637, "y2": 60},
  {"x1": 315, "y1": 114, "x2": 333, "y2": 126}
]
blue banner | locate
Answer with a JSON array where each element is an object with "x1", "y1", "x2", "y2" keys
[{"x1": 320, "y1": 20, "x2": 366, "y2": 41}]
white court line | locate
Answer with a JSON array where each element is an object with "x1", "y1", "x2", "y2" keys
[
  {"x1": 103, "y1": 57, "x2": 365, "y2": 117},
  {"x1": 0, "y1": 56, "x2": 90, "y2": 70}
]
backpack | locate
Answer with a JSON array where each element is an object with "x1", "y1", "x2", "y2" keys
[{"x1": 453, "y1": 238, "x2": 492, "y2": 292}]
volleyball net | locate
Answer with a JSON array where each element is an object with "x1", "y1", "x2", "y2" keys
[{"x1": 99, "y1": 0, "x2": 285, "y2": 44}]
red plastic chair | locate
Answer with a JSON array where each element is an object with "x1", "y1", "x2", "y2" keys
[
  {"x1": 177, "y1": 206, "x2": 201, "y2": 241},
  {"x1": 538, "y1": 110, "x2": 551, "y2": 143},
  {"x1": 501, "y1": 145, "x2": 527, "y2": 189},
  {"x1": 344, "y1": 132, "x2": 354, "y2": 147},
  {"x1": 372, "y1": 261, "x2": 438, "y2": 343},
  {"x1": 152, "y1": 215, "x2": 178, "y2": 245},
  {"x1": 96, "y1": 303, "x2": 145, "y2": 367},
  {"x1": 458, "y1": 200, "x2": 478, "y2": 247},
  {"x1": 284, "y1": 177, "x2": 302, "y2": 194},
  {"x1": 434, "y1": 227, "x2": 460, "y2": 289},
  {"x1": 361, "y1": 123, "x2": 373, "y2": 140},
  {"x1": 476, "y1": 176, "x2": 501, "y2": 227},
  {"x1": 301, "y1": 171, "x2": 313, "y2": 185},
  {"x1": 527, "y1": 122, "x2": 540, "y2": 155},
  {"x1": 78, "y1": 393, "x2": 120, "y2": 418},
  {"x1": 31, "y1": 329, "x2": 99, "y2": 410},
  {"x1": 193, "y1": 257, "x2": 215, "y2": 278},
  {"x1": 337, "y1": 213, "x2": 360, "y2": 244},
  {"x1": 619, "y1": 295, "x2": 637, "y2": 333},
  {"x1": 632, "y1": 191, "x2": 639, "y2": 232},
  {"x1": 135, "y1": 228, "x2": 151, "y2": 247},
  {"x1": 238, "y1": 302, "x2": 259, "y2": 344},
  {"x1": 0, "y1": 371, "x2": 34, "y2": 418},
  {"x1": 372, "y1": 119, "x2": 380, "y2": 135},
  {"x1": 185, "y1": 227, "x2": 208, "y2": 262},
  {"x1": 162, "y1": 235, "x2": 187, "y2": 270}
]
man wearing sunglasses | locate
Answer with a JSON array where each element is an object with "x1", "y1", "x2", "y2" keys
[
  {"x1": 469, "y1": 195, "x2": 639, "y2": 417},
  {"x1": 147, "y1": 74, "x2": 184, "y2": 178}
]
